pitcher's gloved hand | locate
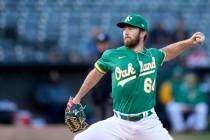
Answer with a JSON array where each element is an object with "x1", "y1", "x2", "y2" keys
[{"x1": 65, "y1": 97, "x2": 88, "y2": 133}]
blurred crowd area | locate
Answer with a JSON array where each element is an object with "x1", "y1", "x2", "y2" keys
[
  {"x1": 158, "y1": 67, "x2": 210, "y2": 133},
  {"x1": 0, "y1": 0, "x2": 210, "y2": 134},
  {"x1": 0, "y1": 0, "x2": 209, "y2": 65}
]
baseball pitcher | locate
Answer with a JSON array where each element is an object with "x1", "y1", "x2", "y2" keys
[{"x1": 66, "y1": 14, "x2": 205, "y2": 140}]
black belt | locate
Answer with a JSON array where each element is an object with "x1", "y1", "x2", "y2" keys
[{"x1": 114, "y1": 110, "x2": 153, "y2": 122}]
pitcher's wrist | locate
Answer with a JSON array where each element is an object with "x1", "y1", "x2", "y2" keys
[{"x1": 73, "y1": 96, "x2": 81, "y2": 104}]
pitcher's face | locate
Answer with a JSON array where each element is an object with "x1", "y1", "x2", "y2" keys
[{"x1": 123, "y1": 26, "x2": 141, "y2": 48}]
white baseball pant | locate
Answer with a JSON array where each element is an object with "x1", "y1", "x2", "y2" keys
[{"x1": 74, "y1": 108, "x2": 173, "y2": 140}]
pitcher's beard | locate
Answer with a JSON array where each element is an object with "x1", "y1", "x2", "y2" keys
[{"x1": 124, "y1": 37, "x2": 140, "y2": 49}]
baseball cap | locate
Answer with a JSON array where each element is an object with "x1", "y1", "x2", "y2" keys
[
  {"x1": 96, "y1": 33, "x2": 109, "y2": 42},
  {"x1": 117, "y1": 14, "x2": 148, "y2": 32}
]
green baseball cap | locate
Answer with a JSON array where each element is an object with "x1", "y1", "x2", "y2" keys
[{"x1": 117, "y1": 14, "x2": 148, "y2": 32}]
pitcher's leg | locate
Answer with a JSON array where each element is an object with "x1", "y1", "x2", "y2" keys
[
  {"x1": 74, "y1": 117, "x2": 125, "y2": 140},
  {"x1": 135, "y1": 124, "x2": 173, "y2": 140},
  {"x1": 134, "y1": 111, "x2": 174, "y2": 140},
  {"x1": 145, "y1": 122, "x2": 174, "y2": 140}
]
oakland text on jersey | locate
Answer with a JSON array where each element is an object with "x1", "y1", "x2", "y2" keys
[
  {"x1": 115, "y1": 57, "x2": 156, "y2": 87},
  {"x1": 139, "y1": 57, "x2": 156, "y2": 77},
  {"x1": 115, "y1": 63, "x2": 136, "y2": 86}
]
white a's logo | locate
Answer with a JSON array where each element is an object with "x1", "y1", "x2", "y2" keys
[{"x1": 125, "y1": 16, "x2": 132, "y2": 22}]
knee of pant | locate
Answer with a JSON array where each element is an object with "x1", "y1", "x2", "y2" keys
[
  {"x1": 74, "y1": 132, "x2": 94, "y2": 140},
  {"x1": 74, "y1": 133, "x2": 83, "y2": 140}
]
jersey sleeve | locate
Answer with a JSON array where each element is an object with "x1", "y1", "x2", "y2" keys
[
  {"x1": 150, "y1": 48, "x2": 166, "y2": 68},
  {"x1": 158, "y1": 49, "x2": 166, "y2": 67},
  {"x1": 94, "y1": 50, "x2": 112, "y2": 74}
]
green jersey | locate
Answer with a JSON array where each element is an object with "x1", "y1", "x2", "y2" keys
[{"x1": 94, "y1": 46, "x2": 165, "y2": 114}]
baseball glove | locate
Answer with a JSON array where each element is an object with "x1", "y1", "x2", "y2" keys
[{"x1": 65, "y1": 103, "x2": 89, "y2": 133}]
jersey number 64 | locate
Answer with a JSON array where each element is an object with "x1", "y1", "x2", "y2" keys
[{"x1": 144, "y1": 78, "x2": 155, "y2": 93}]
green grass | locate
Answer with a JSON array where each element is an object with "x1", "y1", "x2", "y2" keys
[{"x1": 172, "y1": 132, "x2": 210, "y2": 140}]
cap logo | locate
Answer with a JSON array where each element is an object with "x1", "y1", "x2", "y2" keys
[{"x1": 124, "y1": 16, "x2": 132, "y2": 22}]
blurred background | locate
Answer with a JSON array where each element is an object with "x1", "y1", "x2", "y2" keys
[{"x1": 0, "y1": 0, "x2": 210, "y2": 140}]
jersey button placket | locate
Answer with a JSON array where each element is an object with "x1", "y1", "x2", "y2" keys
[
  {"x1": 133, "y1": 54, "x2": 141, "y2": 93},
  {"x1": 136, "y1": 54, "x2": 141, "y2": 77}
]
